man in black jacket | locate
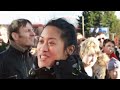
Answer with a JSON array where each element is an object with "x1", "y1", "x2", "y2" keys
[{"x1": 0, "y1": 19, "x2": 36, "y2": 79}]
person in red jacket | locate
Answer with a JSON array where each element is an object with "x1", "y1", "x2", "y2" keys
[
  {"x1": 110, "y1": 52, "x2": 118, "y2": 59},
  {"x1": 102, "y1": 39, "x2": 118, "y2": 60}
]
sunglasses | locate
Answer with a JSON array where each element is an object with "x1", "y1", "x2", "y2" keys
[{"x1": 98, "y1": 38, "x2": 105, "y2": 41}]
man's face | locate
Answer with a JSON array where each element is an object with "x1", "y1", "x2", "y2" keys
[
  {"x1": 15, "y1": 23, "x2": 35, "y2": 49},
  {"x1": 96, "y1": 34, "x2": 106, "y2": 48}
]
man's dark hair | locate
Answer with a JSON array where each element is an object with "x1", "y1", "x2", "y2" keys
[
  {"x1": 44, "y1": 18, "x2": 78, "y2": 54},
  {"x1": 103, "y1": 39, "x2": 115, "y2": 47},
  {"x1": 8, "y1": 19, "x2": 32, "y2": 41}
]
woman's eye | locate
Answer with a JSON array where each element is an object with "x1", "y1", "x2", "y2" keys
[
  {"x1": 49, "y1": 42, "x2": 55, "y2": 45},
  {"x1": 28, "y1": 29, "x2": 31, "y2": 32},
  {"x1": 27, "y1": 29, "x2": 34, "y2": 32},
  {"x1": 39, "y1": 40, "x2": 44, "y2": 44}
]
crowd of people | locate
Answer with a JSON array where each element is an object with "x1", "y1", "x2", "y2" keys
[{"x1": 0, "y1": 18, "x2": 120, "y2": 79}]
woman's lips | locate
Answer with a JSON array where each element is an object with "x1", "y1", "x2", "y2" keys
[{"x1": 40, "y1": 55, "x2": 49, "y2": 60}]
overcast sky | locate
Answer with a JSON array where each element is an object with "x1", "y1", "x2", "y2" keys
[{"x1": 0, "y1": 11, "x2": 119, "y2": 27}]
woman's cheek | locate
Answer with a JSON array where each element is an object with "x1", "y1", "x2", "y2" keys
[{"x1": 82, "y1": 55, "x2": 89, "y2": 64}]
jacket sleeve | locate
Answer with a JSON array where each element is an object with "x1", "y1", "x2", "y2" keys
[{"x1": 0, "y1": 54, "x2": 14, "y2": 79}]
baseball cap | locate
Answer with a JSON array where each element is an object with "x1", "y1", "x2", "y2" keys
[{"x1": 107, "y1": 57, "x2": 120, "y2": 70}]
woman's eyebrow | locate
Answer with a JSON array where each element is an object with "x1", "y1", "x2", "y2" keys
[
  {"x1": 48, "y1": 38, "x2": 57, "y2": 40},
  {"x1": 40, "y1": 36, "x2": 57, "y2": 40}
]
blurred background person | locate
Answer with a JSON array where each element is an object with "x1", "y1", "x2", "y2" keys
[
  {"x1": 93, "y1": 53, "x2": 110, "y2": 79},
  {"x1": 30, "y1": 25, "x2": 44, "y2": 56},
  {"x1": 107, "y1": 58, "x2": 120, "y2": 79},
  {"x1": 77, "y1": 32, "x2": 86, "y2": 53},
  {"x1": 0, "y1": 25, "x2": 9, "y2": 53},
  {"x1": 96, "y1": 32, "x2": 107, "y2": 50},
  {"x1": 102, "y1": 39, "x2": 118, "y2": 59},
  {"x1": 80, "y1": 37, "x2": 101, "y2": 78}
]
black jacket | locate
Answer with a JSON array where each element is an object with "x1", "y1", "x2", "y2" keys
[
  {"x1": 0, "y1": 42, "x2": 8, "y2": 53},
  {"x1": 29, "y1": 55, "x2": 92, "y2": 79},
  {"x1": 0, "y1": 44, "x2": 35, "y2": 79}
]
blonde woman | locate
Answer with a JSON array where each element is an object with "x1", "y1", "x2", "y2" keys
[
  {"x1": 80, "y1": 37, "x2": 101, "y2": 77},
  {"x1": 93, "y1": 53, "x2": 110, "y2": 79}
]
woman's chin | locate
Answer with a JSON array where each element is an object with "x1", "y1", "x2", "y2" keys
[
  {"x1": 38, "y1": 63, "x2": 47, "y2": 68},
  {"x1": 38, "y1": 60, "x2": 47, "y2": 68}
]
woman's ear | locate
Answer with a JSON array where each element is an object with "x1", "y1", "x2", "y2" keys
[
  {"x1": 11, "y1": 32, "x2": 19, "y2": 41},
  {"x1": 66, "y1": 45, "x2": 75, "y2": 55}
]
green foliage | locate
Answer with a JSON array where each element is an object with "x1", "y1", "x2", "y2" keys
[{"x1": 77, "y1": 11, "x2": 120, "y2": 37}]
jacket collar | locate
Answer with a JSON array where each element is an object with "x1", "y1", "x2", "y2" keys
[{"x1": 9, "y1": 40, "x2": 29, "y2": 53}]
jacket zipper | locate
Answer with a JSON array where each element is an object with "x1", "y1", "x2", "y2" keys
[{"x1": 22, "y1": 54, "x2": 28, "y2": 78}]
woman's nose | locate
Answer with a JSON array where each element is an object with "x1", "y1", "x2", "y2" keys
[
  {"x1": 40, "y1": 44, "x2": 49, "y2": 52},
  {"x1": 31, "y1": 30, "x2": 36, "y2": 36}
]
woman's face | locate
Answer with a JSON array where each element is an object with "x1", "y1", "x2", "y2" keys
[
  {"x1": 37, "y1": 26, "x2": 67, "y2": 68},
  {"x1": 108, "y1": 68, "x2": 120, "y2": 79},
  {"x1": 82, "y1": 53, "x2": 98, "y2": 67},
  {"x1": 103, "y1": 42, "x2": 115, "y2": 55}
]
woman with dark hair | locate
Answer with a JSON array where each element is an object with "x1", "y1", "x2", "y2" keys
[
  {"x1": 102, "y1": 39, "x2": 118, "y2": 59},
  {"x1": 29, "y1": 18, "x2": 91, "y2": 79}
]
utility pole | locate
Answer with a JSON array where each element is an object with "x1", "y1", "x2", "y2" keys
[{"x1": 82, "y1": 15, "x2": 84, "y2": 37}]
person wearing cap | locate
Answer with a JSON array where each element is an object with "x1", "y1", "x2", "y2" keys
[{"x1": 107, "y1": 57, "x2": 120, "y2": 79}]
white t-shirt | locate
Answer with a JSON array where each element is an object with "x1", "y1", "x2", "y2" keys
[{"x1": 84, "y1": 67, "x2": 93, "y2": 77}]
